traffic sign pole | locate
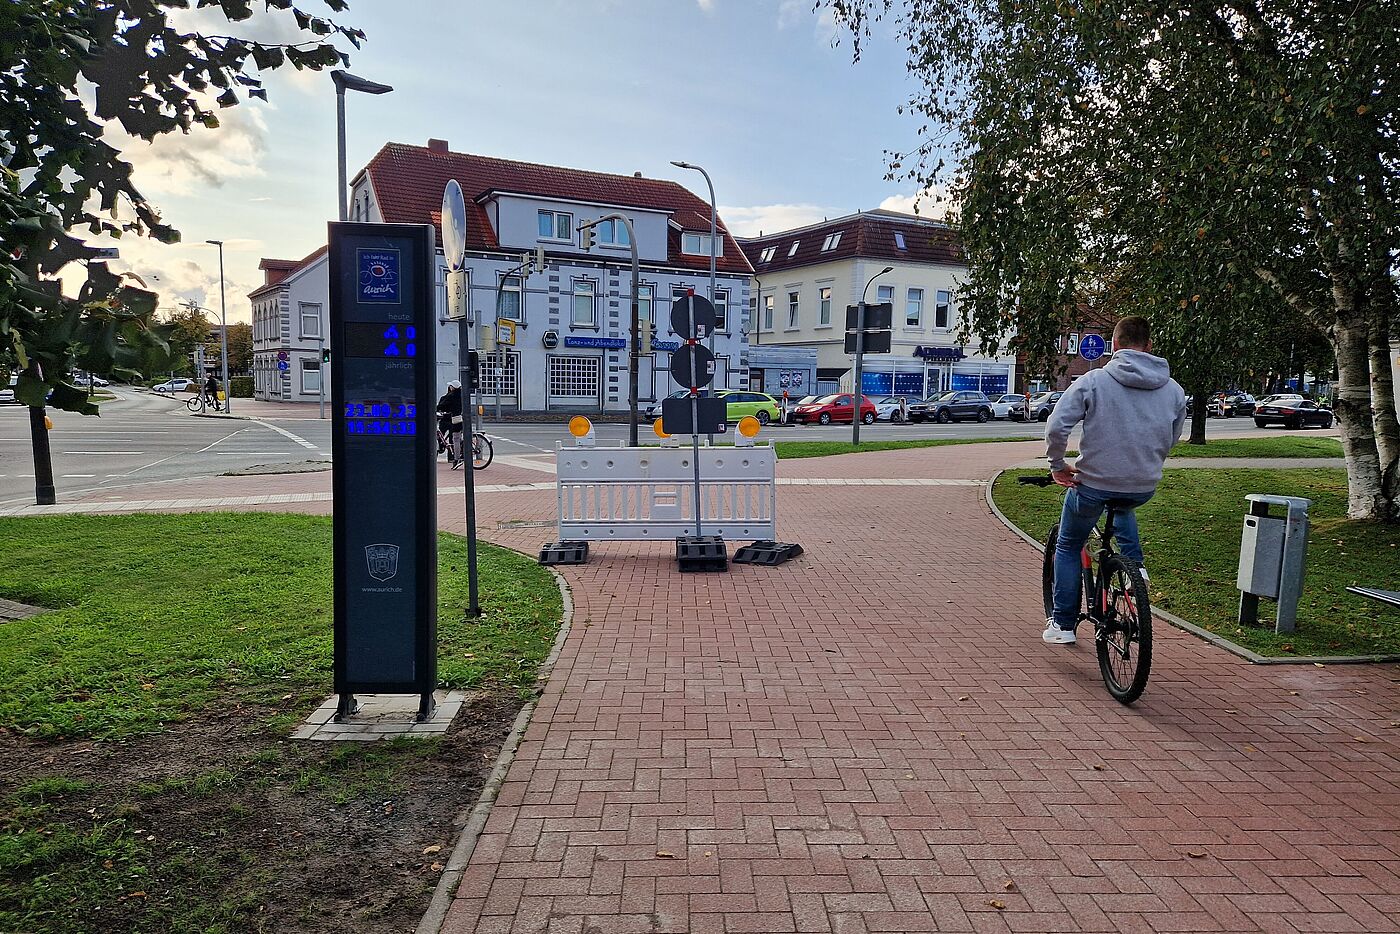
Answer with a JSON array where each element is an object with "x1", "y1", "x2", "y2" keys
[
  {"x1": 443, "y1": 179, "x2": 481, "y2": 619},
  {"x1": 688, "y1": 294, "x2": 703, "y2": 537},
  {"x1": 852, "y1": 301, "x2": 866, "y2": 446}
]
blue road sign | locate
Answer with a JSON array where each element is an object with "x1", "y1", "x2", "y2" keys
[{"x1": 1080, "y1": 333, "x2": 1107, "y2": 361}]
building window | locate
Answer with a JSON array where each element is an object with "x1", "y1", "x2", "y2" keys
[
  {"x1": 498, "y1": 274, "x2": 522, "y2": 321},
  {"x1": 787, "y1": 290, "x2": 799, "y2": 329},
  {"x1": 480, "y1": 351, "x2": 518, "y2": 398},
  {"x1": 300, "y1": 302, "x2": 321, "y2": 338},
  {"x1": 714, "y1": 288, "x2": 729, "y2": 332},
  {"x1": 877, "y1": 284, "x2": 894, "y2": 307},
  {"x1": 681, "y1": 232, "x2": 724, "y2": 257},
  {"x1": 906, "y1": 288, "x2": 923, "y2": 327},
  {"x1": 538, "y1": 209, "x2": 573, "y2": 241},
  {"x1": 763, "y1": 294, "x2": 775, "y2": 331},
  {"x1": 599, "y1": 218, "x2": 630, "y2": 246},
  {"x1": 1066, "y1": 333, "x2": 1081, "y2": 356},
  {"x1": 571, "y1": 278, "x2": 596, "y2": 327},
  {"x1": 636, "y1": 283, "x2": 654, "y2": 324},
  {"x1": 300, "y1": 358, "x2": 321, "y2": 394},
  {"x1": 819, "y1": 286, "x2": 832, "y2": 326},
  {"x1": 935, "y1": 290, "x2": 952, "y2": 329},
  {"x1": 894, "y1": 232, "x2": 907, "y2": 251},
  {"x1": 787, "y1": 241, "x2": 800, "y2": 258},
  {"x1": 759, "y1": 246, "x2": 776, "y2": 264},
  {"x1": 548, "y1": 355, "x2": 601, "y2": 399},
  {"x1": 820, "y1": 232, "x2": 842, "y2": 252}
]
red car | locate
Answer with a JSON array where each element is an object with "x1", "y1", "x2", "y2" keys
[{"x1": 792, "y1": 393, "x2": 878, "y2": 425}]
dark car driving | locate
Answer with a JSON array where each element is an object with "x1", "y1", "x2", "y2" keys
[
  {"x1": 907, "y1": 390, "x2": 994, "y2": 423},
  {"x1": 1254, "y1": 397, "x2": 1333, "y2": 429}
]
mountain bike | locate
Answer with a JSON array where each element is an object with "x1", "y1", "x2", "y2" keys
[{"x1": 1018, "y1": 474, "x2": 1153, "y2": 704}]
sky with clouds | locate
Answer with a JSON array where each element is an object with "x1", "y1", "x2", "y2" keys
[{"x1": 98, "y1": 0, "x2": 943, "y2": 323}]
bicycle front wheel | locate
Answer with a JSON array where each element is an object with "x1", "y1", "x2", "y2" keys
[
  {"x1": 186, "y1": 396, "x2": 203, "y2": 412},
  {"x1": 472, "y1": 433, "x2": 493, "y2": 470},
  {"x1": 1097, "y1": 554, "x2": 1153, "y2": 704}
]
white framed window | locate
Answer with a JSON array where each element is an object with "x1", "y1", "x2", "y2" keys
[
  {"x1": 787, "y1": 241, "x2": 800, "y2": 257},
  {"x1": 300, "y1": 358, "x2": 321, "y2": 394},
  {"x1": 906, "y1": 288, "x2": 923, "y2": 327},
  {"x1": 759, "y1": 246, "x2": 776, "y2": 263},
  {"x1": 599, "y1": 218, "x2": 630, "y2": 246},
  {"x1": 480, "y1": 351, "x2": 519, "y2": 398},
  {"x1": 299, "y1": 302, "x2": 321, "y2": 338},
  {"x1": 547, "y1": 355, "x2": 601, "y2": 400},
  {"x1": 636, "y1": 283, "x2": 654, "y2": 324},
  {"x1": 877, "y1": 284, "x2": 894, "y2": 307},
  {"x1": 714, "y1": 288, "x2": 729, "y2": 332},
  {"x1": 763, "y1": 294, "x2": 775, "y2": 331},
  {"x1": 818, "y1": 286, "x2": 832, "y2": 326},
  {"x1": 894, "y1": 231, "x2": 907, "y2": 250},
  {"x1": 498, "y1": 273, "x2": 523, "y2": 321},
  {"x1": 1066, "y1": 333, "x2": 1081, "y2": 356},
  {"x1": 820, "y1": 232, "x2": 842, "y2": 252},
  {"x1": 681, "y1": 232, "x2": 724, "y2": 257},
  {"x1": 787, "y1": 290, "x2": 799, "y2": 328},
  {"x1": 935, "y1": 290, "x2": 952, "y2": 329},
  {"x1": 571, "y1": 278, "x2": 596, "y2": 327},
  {"x1": 537, "y1": 209, "x2": 574, "y2": 241}
]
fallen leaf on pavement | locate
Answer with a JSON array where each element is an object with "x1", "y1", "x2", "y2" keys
[
  {"x1": 987, "y1": 899, "x2": 1006, "y2": 910},
  {"x1": 655, "y1": 851, "x2": 675, "y2": 859},
  {"x1": 422, "y1": 844, "x2": 442, "y2": 854},
  {"x1": 1187, "y1": 851, "x2": 1207, "y2": 858},
  {"x1": 430, "y1": 862, "x2": 444, "y2": 872},
  {"x1": 1003, "y1": 880, "x2": 1015, "y2": 891}
]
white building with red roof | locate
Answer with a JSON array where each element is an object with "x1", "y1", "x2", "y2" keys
[{"x1": 249, "y1": 246, "x2": 329, "y2": 402}]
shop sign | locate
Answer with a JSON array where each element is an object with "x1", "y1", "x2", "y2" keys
[
  {"x1": 565, "y1": 336, "x2": 627, "y2": 349},
  {"x1": 913, "y1": 345, "x2": 966, "y2": 362}
]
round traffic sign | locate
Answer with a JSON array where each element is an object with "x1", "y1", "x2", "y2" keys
[
  {"x1": 669, "y1": 293, "x2": 716, "y2": 339},
  {"x1": 277, "y1": 349, "x2": 289, "y2": 361},
  {"x1": 1080, "y1": 333, "x2": 1107, "y2": 361},
  {"x1": 669, "y1": 344, "x2": 716, "y2": 388},
  {"x1": 441, "y1": 179, "x2": 468, "y2": 272},
  {"x1": 277, "y1": 360, "x2": 290, "y2": 371}
]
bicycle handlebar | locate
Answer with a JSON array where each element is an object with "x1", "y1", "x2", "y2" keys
[{"x1": 1016, "y1": 474, "x2": 1057, "y2": 487}]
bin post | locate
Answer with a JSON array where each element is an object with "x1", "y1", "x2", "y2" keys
[
  {"x1": 1236, "y1": 494, "x2": 1310, "y2": 634},
  {"x1": 1275, "y1": 497, "x2": 1310, "y2": 633}
]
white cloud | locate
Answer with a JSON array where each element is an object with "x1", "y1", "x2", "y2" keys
[
  {"x1": 777, "y1": 0, "x2": 805, "y2": 29},
  {"x1": 119, "y1": 103, "x2": 270, "y2": 197},
  {"x1": 720, "y1": 202, "x2": 834, "y2": 238},
  {"x1": 697, "y1": 0, "x2": 716, "y2": 11},
  {"x1": 878, "y1": 185, "x2": 957, "y2": 221}
]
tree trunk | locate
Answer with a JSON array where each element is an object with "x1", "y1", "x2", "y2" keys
[
  {"x1": 1332, "y1": 316, "x2": 1394, "y2": 520},
  {"x1": 1189, "y1": 390, "x2": 1208, "y2": 444},
  {"x1": 1368, "y1": 310, "x2": 1400, "y2": 493}
]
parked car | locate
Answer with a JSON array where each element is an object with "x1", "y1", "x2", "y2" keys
[
  {"x1": 73, "y1": 372, "x2": 110, "y2": 388},
  {"x1": 990, "y1": 393, "x2": 1026, "y2": 419},
  {"x1": 1254, "y1": 397, "x2": 1333, "y2": 430},
  {"x1": 909, "y1": 390, "x2": 995, "y2": 423},
  {"x1": 152, "y1": 378, "x2": 196, "y2": 394},
  {"x1": 715, "y1": 390, "x2": 781, "y2": 425},
  {"x1": 0, "y1": 377, "x2": 16, "y2": 405},
  {"x1": 873, "y1": 396, "x2": 911, "y2": 422},
  {"x1": 791, "y1": 393, "x2": 878, "y2": 425},
  {"x1": 1017, "y1": 390, "x2": 1063, "y2": 422}
]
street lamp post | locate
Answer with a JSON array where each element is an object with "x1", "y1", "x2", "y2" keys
[
  {"x1": 331, "y1": 70, "x2": 394, "y2": 222},
  {"x1": 204, "y1": 240, "x2": 231, "y2": 415},
  {"x1": 578, "y1": 215, "x2": 642, "y2": 446},
  {"x1": 853, "y1": 266, "x2": 895, "y2": 446}
]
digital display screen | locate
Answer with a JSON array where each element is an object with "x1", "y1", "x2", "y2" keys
[{"x1": 344, "y1": 322, "x2": 419, "y2": 359}]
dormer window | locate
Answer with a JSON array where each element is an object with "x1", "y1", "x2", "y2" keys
[
  {"x1": 759, "y1": 246, "x2": 776, "y2": 263},
  {"x1": 894, "y1": 231, "x2": 907, "y2": 250},
  {"x1": 820, "y1": 232, "x2": 842, "y2": 251},
  {"x1": 538, "y1": 209, "x2": 574, "y2": 242},
  {"x1": 682, "y1": 232, "x2": 724, "y2": 257},
  {"x1": 787, "y1": 241, "x2": 800, "y2": 257},
  {"x1": 598, "y1": 218, "x2": 630, "y2": 246}
]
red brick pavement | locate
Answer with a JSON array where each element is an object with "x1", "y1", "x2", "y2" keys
[{"x1": 49, "y1": 441, "x2": 1400, "y2": 933}]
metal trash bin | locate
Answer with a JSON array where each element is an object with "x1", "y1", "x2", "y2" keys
[{"x1": 1237, "y1": 494, "x2": 1311, "y2": 633}]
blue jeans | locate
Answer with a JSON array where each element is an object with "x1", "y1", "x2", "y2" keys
[{"x1": 1052, "y1": 484, "x2": 1154, "y2": 631}]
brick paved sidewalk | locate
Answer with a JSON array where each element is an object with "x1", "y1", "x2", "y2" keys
[{"x1": 13, "y1": 441, "x2": 1399, "y2": 933}]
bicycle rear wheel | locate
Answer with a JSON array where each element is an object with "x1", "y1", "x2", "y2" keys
[
  {"x1": 472, "y1": 433, "x2": 493, "y2": 470},
  {"x1": 1096, "y1": 554, "x2": 1153, "y2": 704},
  {"x1": 1042, "y1": 523, "x2": 1082, "y2": 624}
]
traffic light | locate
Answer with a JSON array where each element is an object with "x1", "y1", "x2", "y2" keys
[
  {"x1": 467, "y1": 350, "x2": 481, "y2": 392},
  {"x1": 321, "y1": 348, "x2": 331, "y2": 364},
  {"x1": 640, "y1": 320, "x2": 653, "y2": 355},
  {"x1": 579, "y1": 223, "x2": 597, "y2": 253}
]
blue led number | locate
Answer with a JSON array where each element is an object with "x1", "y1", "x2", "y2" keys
[
  {"x1": 383, "y1": 325, "x2": 418, "y2": 358},
  {"x1": 343, "y1": 401, "x2": 417, "y2": 439}
]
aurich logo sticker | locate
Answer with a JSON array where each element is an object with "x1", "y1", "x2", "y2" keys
[
  {"x1": 357, "y1": 248, "x2": 401, "y2": 304},
  {"x1": 365, "y1": 543, "x2": 400, "y2": 581}
]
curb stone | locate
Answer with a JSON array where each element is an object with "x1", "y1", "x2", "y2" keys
[{"x1": 984, "y1": 467, "x2": 1400, "y2": 666}]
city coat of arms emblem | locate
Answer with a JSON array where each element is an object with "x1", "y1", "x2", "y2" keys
[{"x1": 365, "y1": 543, "x2": 400, "y2": 581}]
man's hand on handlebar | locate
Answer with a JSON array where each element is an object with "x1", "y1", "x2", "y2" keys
[{"x1": 1051, "y1": 465, "x2": 1079, "y2": 488}]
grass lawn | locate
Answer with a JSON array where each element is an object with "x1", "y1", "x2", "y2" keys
[
  {"x1": 1168, "y1": 436, "x2": 1343, "y2": 458},
  {"x1": 0, "y1": 513, "x2": 562, "y2": 933},
  {"x1": 992, "y1": 468, "x2": 1399, "y2": 658},
  {"x1": 774, "y1": 436, "x2": 1028, "y2": 459}
]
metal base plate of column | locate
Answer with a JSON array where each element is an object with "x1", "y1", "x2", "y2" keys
[
  {"x1": 733, "y1": 540, "x2": 804, "y2": 566},
  {"x1": 676, "y1": 535, "x2": 727, "y2": 572},
  {"x1": 539, "y1": 540, "x2": 590, "y2": 565}
]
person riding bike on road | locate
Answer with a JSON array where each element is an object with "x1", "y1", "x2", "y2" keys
[
  {"x1": 203, "y1": 373, "x2": 220, "y2": 410},
  {"x1": 436, "y1": 380, "x2": 463, "y2": 455},
  {"x1": 1042, "y1": 316, "x2": 1186, "y2": 645}
]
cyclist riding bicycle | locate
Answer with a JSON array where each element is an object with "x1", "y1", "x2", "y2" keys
[
  {"x1": 436, "y1": 379, "x2": 463, "y2": 458},
  {"x1": 202, "y1": 373, "x2": 221, "y2": 411},
  {"x1": 1042, "y1": 316, "x2": 1186, "y2": 645}
]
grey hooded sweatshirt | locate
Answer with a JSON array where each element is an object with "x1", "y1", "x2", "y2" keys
[{"x1": 1045, "y1": 349, "x2": 1187, "y2": 493}]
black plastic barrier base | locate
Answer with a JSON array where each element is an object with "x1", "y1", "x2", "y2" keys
[
  {"x1": 539, "y1": 541, "x2": 590, "y2": 566},
  {"x1": 676, "y1": 535, "x2": 728, "y2": 573},
  {"x1": 733, "y1": 541, "x2": 804, "y2": 566}
]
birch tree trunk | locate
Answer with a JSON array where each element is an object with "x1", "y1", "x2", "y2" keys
[
  {"x1": 1368, "y1": 310, "x2": 1400, "y2": 491},
  {"x1": 1333, "y1": 311, "x2": 1393, "y2": 520}
]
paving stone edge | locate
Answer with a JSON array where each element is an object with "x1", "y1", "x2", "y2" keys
[
  {"x1": 415, "y1": 562, "x2": 575, "y2": 934},
  {"x1": 984, "y1": 467, "x2": 1400, "y2": 667}
]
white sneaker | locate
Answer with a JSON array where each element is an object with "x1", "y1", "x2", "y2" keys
[
  {"x1": 1140, "y1": 567, "x2": 1150, "y2": 583},
  {"x1": 1042, "y1": 619, "x2": 1077, "y2": 645}
]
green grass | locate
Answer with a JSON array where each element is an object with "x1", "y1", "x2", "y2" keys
[
  {"x1": 0, "y1": 513, "x2": 562, "y2": 740},
  {"x1": 1168, "y1": 436, "x2": 1343, "y2": 458},
  {"x1": 774, "y1": 436, "x2": 1029, "y2": 459},
  {"x1": 992, "y1": 468, "x2": 1400, "y2": 657}
]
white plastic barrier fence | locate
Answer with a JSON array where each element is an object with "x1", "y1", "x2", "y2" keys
[{"x1": 556, "y1": 441, "x2": 776, "y2": 541}]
